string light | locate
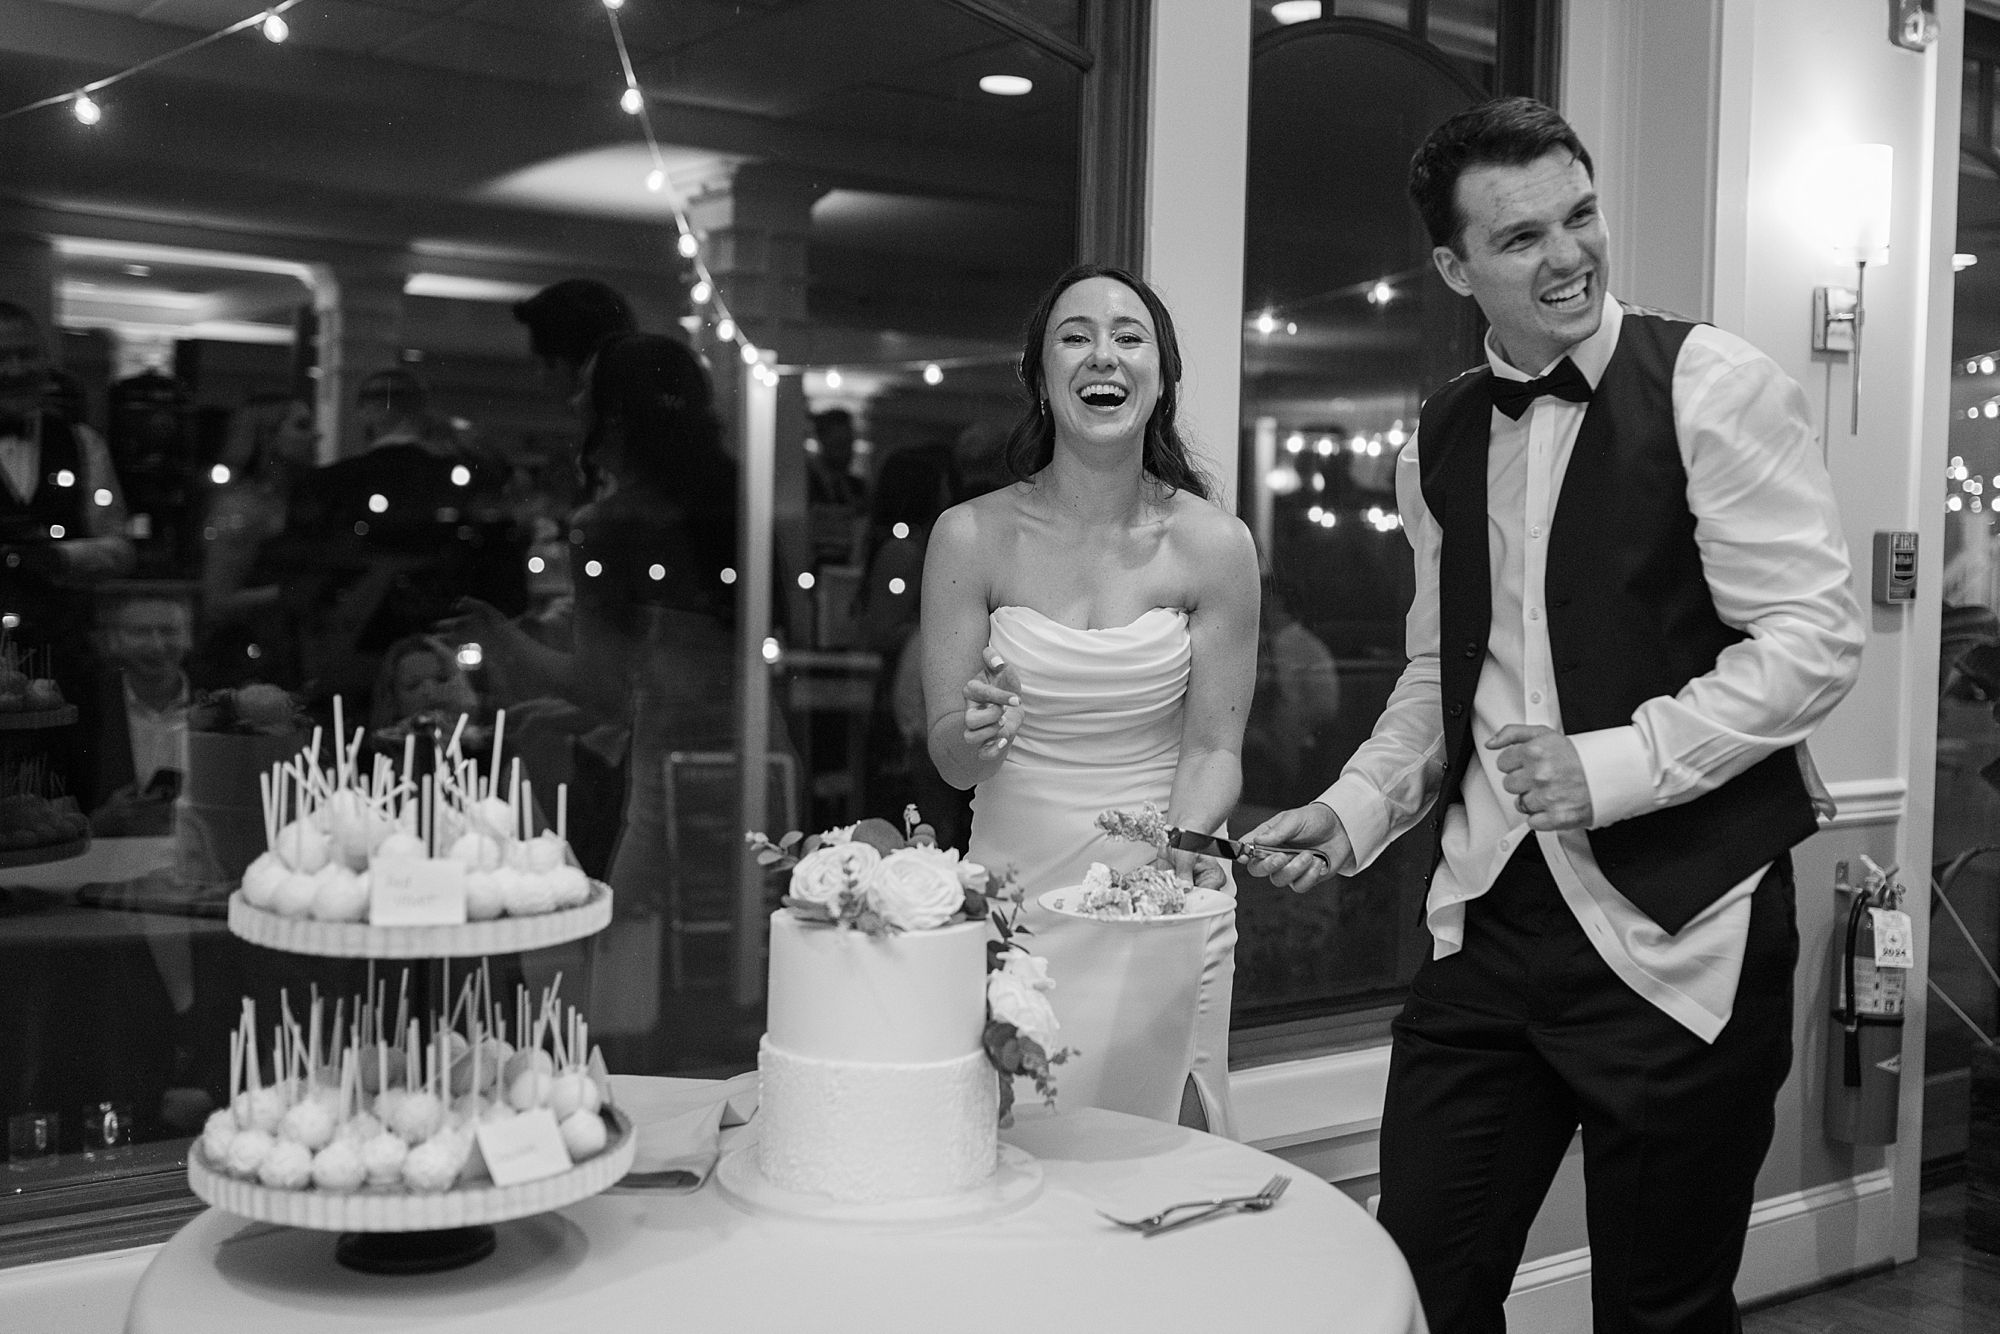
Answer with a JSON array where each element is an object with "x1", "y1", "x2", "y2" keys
[
  {"x1": 825, "y1": 369, "x2": 843, "y2": 389},
  {"x1": 603, "y1": 0, "x2": 625, "y2": 8},
  {"x1": 677, "y1": 233, "x2": 700, "y2": 258},
  {"x1": 717, "y1": 318, "x2": 736, "y2": 342},
  {"x1": 741, "y1": 343, "x2": 760, "y2": 365},
  {"x1": 690, "y1": 280, "x2": 712, "y2": 304},
  {"x1": 3, "y1": 0, "x2": 305, "y2": 125},
  {"x1": 620, "y1": 87, "x2": 644, "y2": 115},
  {"x1": 646, "y1": 168, "x2": 664, "y2": 192},
  {"x1": 924, "y1": 363, "x2": 943, "y2": 386}
]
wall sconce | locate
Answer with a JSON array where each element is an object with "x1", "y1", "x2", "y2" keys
[{"x1": 1811, "y1": 143, "x2": 1893, "y2": 434}]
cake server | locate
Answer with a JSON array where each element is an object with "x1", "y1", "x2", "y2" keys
[{"x1": 1167, "y1": 828, "x2": 1331, "y2": 870}]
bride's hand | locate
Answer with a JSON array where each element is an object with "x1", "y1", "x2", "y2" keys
[
  {"x1": 1159, "y1": 850, "x2": 1228, "y2": 892},
  {"x1": 961, "y1": 647, "x2": 1024, "y2": 760}
]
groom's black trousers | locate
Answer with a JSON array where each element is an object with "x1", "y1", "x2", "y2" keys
[{"x1": 1376, "y1": 841, "x2": 1796, "y2": 1334}]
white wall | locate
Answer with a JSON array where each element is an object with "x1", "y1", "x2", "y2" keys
[{"x1": 1146, "y1": 0, "x2": 1250, "y2": 508}]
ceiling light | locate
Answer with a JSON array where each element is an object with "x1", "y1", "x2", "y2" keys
[
  {"x1": 1271, "y1": 2, "x2": 1323, "y2": 23},
  {"x1": 1367, "y1": 281, "x2": 1395, "y2": 306},
  {"x1": 979, "y1": 75, "x2": 1033, "y2": 96},
  {"x1": 1255, "y1": 311, "x2": 1277, "y2": 335}
]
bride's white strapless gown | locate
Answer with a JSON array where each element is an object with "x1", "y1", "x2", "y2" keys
[{"x1": 967, "y1": 605, "x2": 1237, "y2": 1137}]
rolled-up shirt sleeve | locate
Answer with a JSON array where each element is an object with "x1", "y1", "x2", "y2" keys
[
  {"x1": 1572, "y1": 337, "x2": 1864, "y2": 828},
  {"x1": 1317, "y1": 436, "x2": 1447, "y2": 871}
]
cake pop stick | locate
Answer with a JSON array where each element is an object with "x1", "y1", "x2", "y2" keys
[
  {"x1": 521, "y1": 778, "x2": 534, "y2": 839},
  {"x1": 332, "y1": 697, "x2": 346, "y2": 785},
  {"x1": 489, "y1": 709, "x2": 506, "y2": 796},
  {"x1": 557, "y1": 784, "x2": 567, "y2": 844},
  {"x1": 446, "y1": 711, "x2": 468, "y2": 760}
]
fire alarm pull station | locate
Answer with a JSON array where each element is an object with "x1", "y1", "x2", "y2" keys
[{"x1": 1872, "y1": 531, "x2": 1917, "y2": 605}]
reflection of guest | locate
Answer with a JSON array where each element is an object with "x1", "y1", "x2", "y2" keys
[
  {"x1": 196, "y1": 393, "x2": 318, "y2": 686},
  {"x1": 369, "y1": 633, "x2": 479, "y2": 732},
  {"x1": 445, "y1": 336, "x2": 746, "y2": 961},
  {"x1": 0, "y1": 302, "x2": 135, "y2": 670},
  {"x1": 808, "y1": 409, "x2": 868, "y2": 564},
  {"x1": 512, "y1": 279, "x2": 636, "y2": 405},
  {"x1": 1242, "y1": 581, "x2": 1341, "y2": 806},
  {"x1": 851, "y1": 444, "x2": 967, "y2": 846},
  {"x1": 1246, "y1": 100, "x2": 1865, "y2": 1333},
  {"x1": 80, "y1": 584, "x2": 194, "y2": 835}
]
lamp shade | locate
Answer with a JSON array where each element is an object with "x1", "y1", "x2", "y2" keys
[{"x1": 1820, "y1": 143, "x2": 1894, "y2": 266}]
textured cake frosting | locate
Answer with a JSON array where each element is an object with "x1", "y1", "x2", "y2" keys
[{"x1": 758, "y1": 911, "x2": 998, "y2": 1201}]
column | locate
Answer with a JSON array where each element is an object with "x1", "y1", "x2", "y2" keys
[
  {"x1": 307, "y1": 261, "x2": 405, "y2": 461},
  {"x1": 688, "y1": 164, "x2": 827, "y2": 642}
]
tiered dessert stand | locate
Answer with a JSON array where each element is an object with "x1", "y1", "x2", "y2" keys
[
  {"x1": 190, "y1": 887, "x2": 633, "y2": 1274},
  {"x1": 0, "y1": 699, "x2": 87, "y2": 868}
]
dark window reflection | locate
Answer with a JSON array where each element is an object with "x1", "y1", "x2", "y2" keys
[{"x1": 0, "y1": 0, "x2": 1080, "y2": 1188}]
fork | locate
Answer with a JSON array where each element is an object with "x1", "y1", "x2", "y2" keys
[
  {"x1": 1096, "y1": 1173, "x2": 1290, "y2": 1231},
  {"x1": 1141, "y1": 1175, "x2": 1291, "y2": 1237}
]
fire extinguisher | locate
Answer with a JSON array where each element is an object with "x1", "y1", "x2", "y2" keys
[{"x1": 1826, "y1": 857, "x2": 1912, "y2": 1145}]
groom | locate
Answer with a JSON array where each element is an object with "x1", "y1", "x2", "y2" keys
[{"x1": 1244, "y1": 99, "x2": 1864, "y2": 1333}]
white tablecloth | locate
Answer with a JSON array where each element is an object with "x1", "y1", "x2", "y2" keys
[{"x1": 126, "y1": 1107, "x2": 1426, "y2": 1334}]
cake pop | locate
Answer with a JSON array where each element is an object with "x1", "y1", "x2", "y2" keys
[
  {"x1": 464, "y1": 870, "x2": 504, "y2": 921},
  {"x1": 226, "y1": 1128, "x2": 275, "y2": 1178},
  {"x1": 391, "y1": 1089, "x2": 443, "y2": 1144},
  {"x1": 338, "y1": 1110, "x2": 384, "y2": 1145},
  {"x1": 559, "y1": 1109, "x2": 607, "y2": 1160},
  {"x1": 467, "y1": 796, "x2": 515, "y2": 843},
  {"x1": 360, "y1": 1130, "x2": 408, "y2": 1186},
  {"x1": 257, "y1": 1139, "x2": 313, "y2": 1189},
  {"x1": 274, "y1": 818, "x2": 330, "y2": 874},
  {"x1": 241, "y1": 852, "x2": 287, "y2": 909},
  {"x1": 502, "y1": 870, "x2": 558, "y2": 917},
  {"x1": 522, "y1": 831, "x2": 567, "y2": 874},
  {"x1": 401, "y1": 1136, "x2": 462, "y2": 1192},
  {"x1": 273, "y1": 871, "x2": 319, "y2": 919},
  {"x1": 246, "y1": 1084, "x2": 288, "y2": 1134},
  {"x1": 279, "y1": 1097, "x2": 335, "y2": 1152},
  {"x1": 310, "y1": 1139, "x2": 365, "y2": 1192},
  {"x1": 547, "y1": 865, "x2": 591, "y2": 909},
  {"x1": 358, "y1": 1044, "x2": 406, "y2": 1094},
  {"x1": 309, "y1": 866, "x2": 370, "y2": 922},
  {"x1": 548, "y1": 1070, "x2": 587, "y2": 1121},
  {"x1": 372, "y1": 829, "x2": 425, "y2": 864},
  {"x1": 201, "y1": 1109, "x2": 237, "y2": 1165}
]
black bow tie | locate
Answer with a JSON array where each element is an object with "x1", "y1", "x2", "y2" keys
[{"x1": 1488, "y1": 357, "x2": 1593, "y2": 420}]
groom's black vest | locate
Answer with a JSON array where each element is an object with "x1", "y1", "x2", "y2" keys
[{"x1": 1416, "y1": 310, "x2": 1816, "y2": 935}]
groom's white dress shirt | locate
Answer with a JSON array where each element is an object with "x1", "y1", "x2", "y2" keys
[{"x1": 1318, "y1": 297, "x2": 1864, "y2": 1041}]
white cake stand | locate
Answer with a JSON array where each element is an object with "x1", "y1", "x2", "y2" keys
[{"x1": 715, "y1": 1140, "x2": 1042, "y2": 1230}]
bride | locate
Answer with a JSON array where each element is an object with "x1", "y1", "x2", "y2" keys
[{"x1": 921, "y1": 265, "x2": 1259, "y2": 1133}]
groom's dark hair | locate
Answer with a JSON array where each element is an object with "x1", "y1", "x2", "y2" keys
[
  {"x1": 1005, "y1": 264, "x2": 1214, "y2": 502},
  {"x1": 1409, "y1": 97, "x2": 1594, "y2": 254}
]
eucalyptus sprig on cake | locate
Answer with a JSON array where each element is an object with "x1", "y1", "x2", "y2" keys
[{"x1": 747, "y1": 805, "x2": 1072, "y2": 1125}]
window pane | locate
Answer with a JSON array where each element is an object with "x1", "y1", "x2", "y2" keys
[
  {"x1": 0, "y1": 0, "x2": 1078, "y2": 1210},
  {"x1": 1232, "y1": 13, "x2": 1490, "y2": 1023}
]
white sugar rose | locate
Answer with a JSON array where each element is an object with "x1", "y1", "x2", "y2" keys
[
  {"x1": 865, "y1": 847, "x2": 966, "y2": 930},
  {"x1": 987, "y1": 969, "x2": 1061, "y2": 1054},
  {"x1": 956, "y1": 857, "x2": 990, "y2": 893},
  {"x1": 819, "y1": 824, "x2": 856, "y2": 845},
  {"x1": 789, "y1": 841, "x2": 880, "y2": 908}
]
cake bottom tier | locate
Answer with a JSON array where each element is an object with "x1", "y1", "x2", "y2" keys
[{"x1": 757, "y1": 1035, "x2": 998, "y2": 1203}]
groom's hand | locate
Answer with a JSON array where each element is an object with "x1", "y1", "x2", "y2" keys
[
  {"x1": 1488, "y1": 724, "x2": 1593, "y2": 830},
  {"x1": 1240, "y1": 803, "x2": 1349, "y2": 892}
]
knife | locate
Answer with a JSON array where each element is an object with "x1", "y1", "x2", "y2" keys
[{"x1": 1168, "y1": 828, "x2": 1331, "y2": 870}]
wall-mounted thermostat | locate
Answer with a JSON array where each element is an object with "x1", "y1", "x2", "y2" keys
[{"x1": 1872, "y1": 531, "x2": 1917, "y2": 605}]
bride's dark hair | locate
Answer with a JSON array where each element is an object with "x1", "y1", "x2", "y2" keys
[{"x1": 1004, "y1": 264, "x2": 1213, "y2": 502}]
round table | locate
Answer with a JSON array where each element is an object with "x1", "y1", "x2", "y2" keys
[{"x1": 126, "y1": 1107, "x2": 1427, "y2": 1334}]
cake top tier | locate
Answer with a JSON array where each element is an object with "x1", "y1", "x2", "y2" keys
[{"x1": 764, "y1": 910, "x2": 989, "y2": 1065}]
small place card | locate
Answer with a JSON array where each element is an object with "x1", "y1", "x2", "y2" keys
[
  {"x1": 477, "y1": 1107, "x2": 574, "y2": 1187},
  {"x1": 368, "y1": 856, "x2": 467, "y2": 926},
  {"x1": 1870, "y1": 908, "x2": 1914, "y2": 969}
]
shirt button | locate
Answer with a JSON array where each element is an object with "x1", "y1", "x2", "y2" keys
[
  {"x1": 1528, "y1": 608, "x2": 1541, "y2": 621},
  {"x1": 1448, "y1": 702, "x2": 1465, "y2": 717},
  {"x1": 1530, "y1": 692, "x2": 1543, "y2": 705},
  {"x1": 1531, "y1": 525, "x2": 1543, "y2": 538}
]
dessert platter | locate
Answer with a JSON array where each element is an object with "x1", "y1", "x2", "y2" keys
[
  {"x1": 1040, "y1": 862, "x2": 1234, "y2": 922},
  {"x1": 189, "y1": 970, "x2": 632, "y2": 1272},
  {"x1": 227, "y1": 702, "x2": 610, "y2": 957},
  {"x1": 718, "y1": 813, "x2": 1069, "y2": 1228},
  {"x1": 0, "y1": 642, "x2": 86, "y2": 868}
]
